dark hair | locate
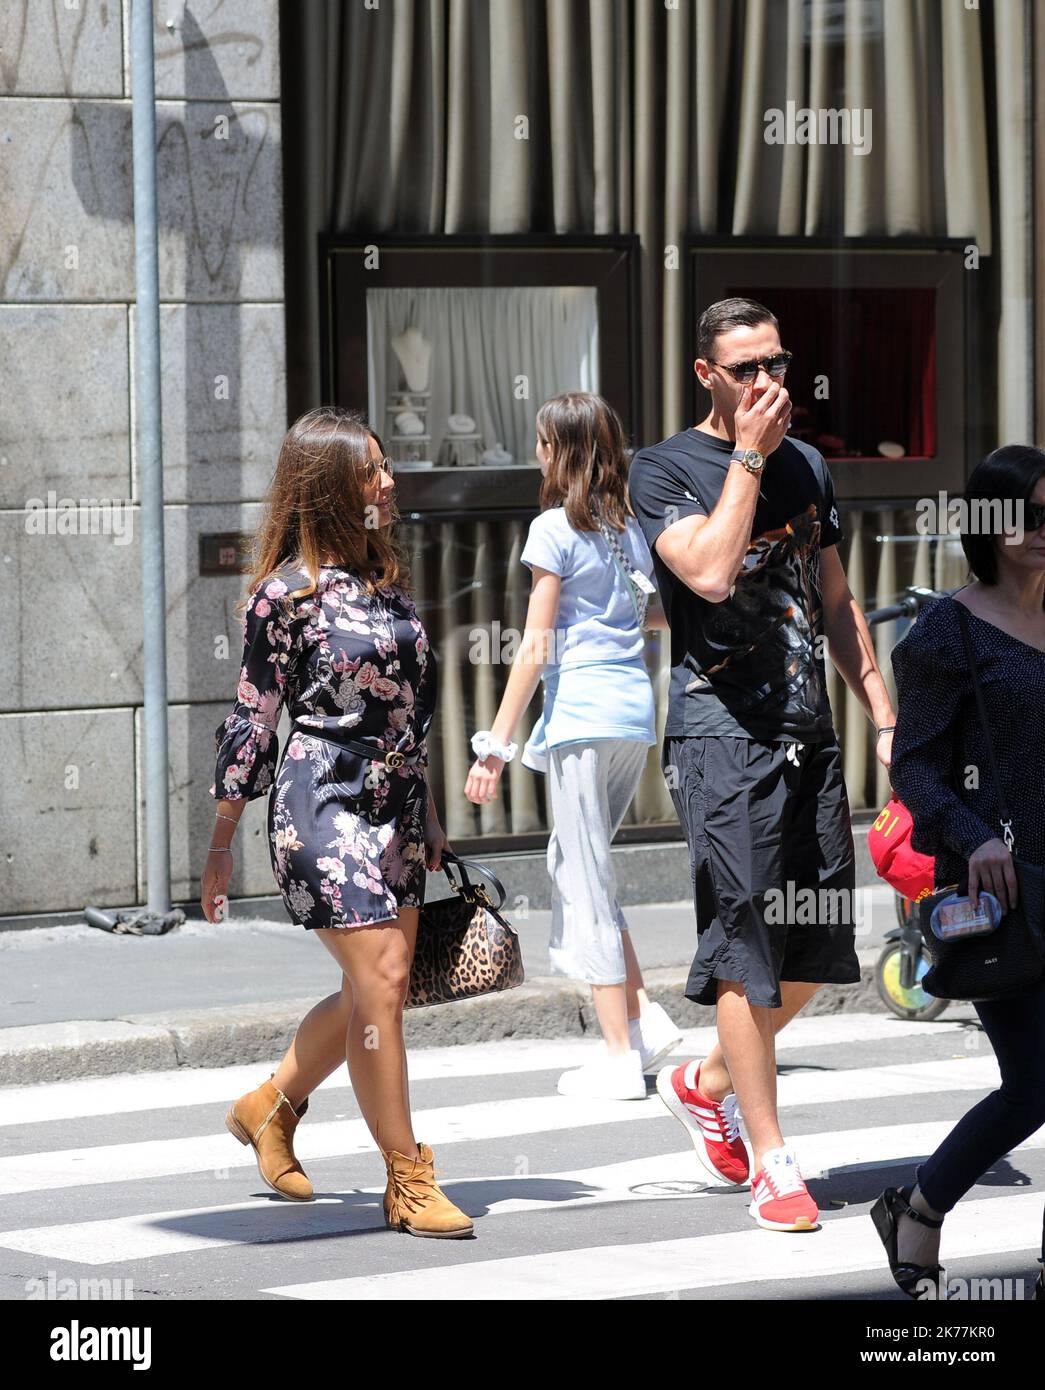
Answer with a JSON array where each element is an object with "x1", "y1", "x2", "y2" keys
[
  {"x1": 241, "y1": 405, "x2": 409, "y2": 617},
  {"x1": 696, "y1": 297, "x2": 779, "y2": 362},
  {"x1": 536, "y1": 391, "x2": 633, "y2": 532},
  {"x1": 960, "y1": 444, "x2": 1045, "y2": 585}
]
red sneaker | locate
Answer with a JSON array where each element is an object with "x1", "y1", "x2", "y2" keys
[
  {"x1": 656, "y1": 1061, "x2": 750, "y2": 1185},
  {"x1": 749, "y1": 1146, "x2": 819, "y2": 1231}
]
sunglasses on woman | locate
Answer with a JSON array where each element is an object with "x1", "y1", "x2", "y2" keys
[
  {"x1": 363, "y1": 456, "x2": 395, "y2": 483},
  {"x1": 709, "y1": 350, "x2": 793, "y2": 384}
]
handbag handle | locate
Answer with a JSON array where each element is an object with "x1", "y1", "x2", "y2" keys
[
  {"x1": 953, "y1": 599, "x2": 1016, "y2": 853},
  {"x1": 439, "y1": 848, "x2": 507, "y2": 911}
]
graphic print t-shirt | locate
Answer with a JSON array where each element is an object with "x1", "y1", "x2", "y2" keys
[{"x1": 628, "y1": 427, "x2": 843, "y2": 741}]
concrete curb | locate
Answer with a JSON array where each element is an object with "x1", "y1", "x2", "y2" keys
[{"x1": 0, "y1": 962, "x2": 885, "y2": 1085}]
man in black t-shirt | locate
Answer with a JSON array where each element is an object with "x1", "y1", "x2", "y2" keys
[{"x1": 628, "y1": 297, "x2": 897, "y2": 1233}]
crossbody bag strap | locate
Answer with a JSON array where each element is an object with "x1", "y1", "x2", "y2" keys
[
  {"x1": 594, "y1": 510, "x2": 648, "y2": 626},
  {"x1": 953, "y1": 599, "x2": 1015, "y2": 852}
]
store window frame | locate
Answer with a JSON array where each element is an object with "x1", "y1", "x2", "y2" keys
[
  {"x1": 683, "y1": 236, "x2": 982, "y2": 503},
  {"x1": 319, "y1": 233, "x2": 643, "y2": 515}
]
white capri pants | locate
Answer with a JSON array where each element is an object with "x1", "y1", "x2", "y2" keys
[{"x1": 545, "y1": 738, "x2": 650, "y2": 985}]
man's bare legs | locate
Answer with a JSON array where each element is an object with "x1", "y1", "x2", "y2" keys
[{"x1": 697, "y1": 980, "x2": 821, "y2": 1170}]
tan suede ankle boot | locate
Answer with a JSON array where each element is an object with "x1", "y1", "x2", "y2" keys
[
  {"x1": 381, "y1": 1142, "x2": 474, "y2": 1238},
  {"x1": 225, "y1": 1075, "x2": 313, "y2": 1201}
]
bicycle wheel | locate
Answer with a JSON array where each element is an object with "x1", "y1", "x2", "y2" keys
[{"x1": 875, "y1": 942, "x2": 948, "y2": 1021}]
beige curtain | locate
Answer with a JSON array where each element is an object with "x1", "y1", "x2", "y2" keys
[
  {"x1": 281, "y1": 0, "x2": 1032, "y2": 825},
  {"x1": 284, "y1": 0, "x2": 1022, "y2": 433}
]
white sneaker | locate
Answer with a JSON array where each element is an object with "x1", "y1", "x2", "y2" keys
[
  {"x1": 629, "y1": 1002, "x2": 684, "y2": 1071},
  {"x1": 556, "y1": 1047, "x2": 647, "y2": 1100}
]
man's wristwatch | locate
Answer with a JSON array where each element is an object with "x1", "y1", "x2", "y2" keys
[{"x1": 731, "y1": 448, "x2": 766, "y2": 476}]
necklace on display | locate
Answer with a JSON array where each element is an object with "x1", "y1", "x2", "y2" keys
[{"x1": 391, "y1": 327, "x2": 432, "y2": 393}]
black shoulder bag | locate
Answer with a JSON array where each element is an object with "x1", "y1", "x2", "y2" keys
[{"x1": 917, "y1": 603, "x2": 1045, "y2": 1001}]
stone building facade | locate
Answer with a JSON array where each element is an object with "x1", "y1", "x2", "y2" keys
[{"x1": 1, "y1": 1, "x2": 285, "y2": 917}]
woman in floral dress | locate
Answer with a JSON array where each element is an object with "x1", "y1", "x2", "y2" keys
[{"x1": 201, "y1": 406, "x2": 473, "y2": 1239}]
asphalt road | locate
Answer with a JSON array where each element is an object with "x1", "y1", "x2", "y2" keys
[{"x1": 4, "y1": 1007, "x2": 1043, "y2": 1303}]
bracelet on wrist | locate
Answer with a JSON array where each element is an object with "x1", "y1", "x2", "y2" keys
[
  {"x1": 471, "y1": 731, "x2": 517, "y2": 764},
  {"x1": 208, "y1": 846, "x2": 232, "y2": 854},
  {"x1": 875, "y1": 725, "x2": 895, "y2": 739},
  {"x1": 215, "y1": 812, "x2": 238, "y2": 826}
]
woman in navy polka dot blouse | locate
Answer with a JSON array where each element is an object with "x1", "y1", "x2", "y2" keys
[{"x1": 872, "y1": 445, "x2": 1045, "y2": 1300}]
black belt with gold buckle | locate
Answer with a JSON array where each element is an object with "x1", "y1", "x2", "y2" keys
[{"x1": 292, "y1": 728, "x2": 422, "y2": 770}]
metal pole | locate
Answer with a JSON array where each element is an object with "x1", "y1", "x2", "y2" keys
[{"x1": 130, "y1": 0, "x2": 172, "y2": 915}]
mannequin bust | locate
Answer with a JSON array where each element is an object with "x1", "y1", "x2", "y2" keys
[{"x1": 390, "y1": 326, "x2": 432, "y2": 393}]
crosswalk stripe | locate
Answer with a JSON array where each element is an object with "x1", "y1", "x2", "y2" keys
[
  {"x1": 1, "y1": 1117, "x2": 1042, "y2": 1266},
  {"x1": 0, "y1": 1095, "x2": 660, "y2": 1196},
  {"x1": 0, "y1": 1012, "x2": 972, "y2": 1128},
  {"x1": 263, "y1": 1191, "x2": 1045, "y2": 1301},
  {"x1": 0, "y1": 1055, "x2": 1001, "y2": 1197},
  {"x1": 774, "y1": 1055, "x2": 999, "y2": 1106}
]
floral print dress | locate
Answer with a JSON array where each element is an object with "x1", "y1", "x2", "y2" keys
[{"x1": 211, "y1": 565, "x2": 437, "y2": 929}]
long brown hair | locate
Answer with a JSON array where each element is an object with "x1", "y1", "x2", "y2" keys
[
  {"x1": 536, "y1": 392, "x2": 634, "y2": 531},
  {"x1": 237, "y1": 406, "x2": 410, "y2": 618}
]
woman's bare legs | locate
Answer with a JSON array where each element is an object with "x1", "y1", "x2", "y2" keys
[
  {"x1": 622, "y1": 930, "x2": 649, "y2": 1021},
  {"x1": 591, "y1": 984, "x2": 630, "y2": 1053},
  {"x1": 270, "y1": 974, "x2": 354, "y2": 1111},
  {"x1": 311, "y1": 907, "x2": 420, "y2": 1157},
  {"x1": 590, "y1": 932, "x2": 651, "y2": 1054}
]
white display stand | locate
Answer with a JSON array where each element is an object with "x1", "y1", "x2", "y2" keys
[
  {"x1": 436, "y1": 431, "x2": 485, "y2": 467},
  {"x1": 385, "y1": 390, "x2": 432, "y2": 466}
]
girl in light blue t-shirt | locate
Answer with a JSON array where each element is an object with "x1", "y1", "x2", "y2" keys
[{"x1": 463, "y1": 392, "x2": 681, "y2": 1100}]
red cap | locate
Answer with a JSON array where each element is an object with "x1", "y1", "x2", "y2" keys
[{"x1": 867, "y1": 798, "x2": 935, "y2": 901}]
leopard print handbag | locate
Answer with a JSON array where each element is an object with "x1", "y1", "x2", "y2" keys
[{"x1": 406, "y1": 850, "x2": 525, "y2": 1008}]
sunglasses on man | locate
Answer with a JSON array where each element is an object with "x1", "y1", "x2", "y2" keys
[{"x1": 708, "y1": 350, "x2": 793, "y2": 384}]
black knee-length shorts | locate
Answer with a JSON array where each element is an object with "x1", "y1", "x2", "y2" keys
[{"x1": 663, "y1": 734, "x2": 861, "y2": 1009}]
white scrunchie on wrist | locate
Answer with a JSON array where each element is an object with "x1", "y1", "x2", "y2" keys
[{"x1": 471, "y1": 731, "x2": 517, "y2": 764}]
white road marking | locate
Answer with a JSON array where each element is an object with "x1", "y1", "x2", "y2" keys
[
  {"x1": 264, "y1": 1192, "x2": 1045, "y2": 1301},
  {"x1": 0, "y1": 1055, "x2": 1002, "y2": 1197},
  {"x1": 0, "y1": 1013, "x2": 971, "y2": 1127},
  {"x1": 3, "y1": 1112, "x2": 1040, "y2": 1265}
]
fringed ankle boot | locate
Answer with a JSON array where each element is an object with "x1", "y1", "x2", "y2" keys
[{"x1": 381, "y1": 1141, "x2": 473, "y2": 1238}]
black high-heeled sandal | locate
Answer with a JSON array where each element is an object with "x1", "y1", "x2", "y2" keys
[{"x1": 870, "y1": 1186, "x2": 945, "y2": 1299}]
